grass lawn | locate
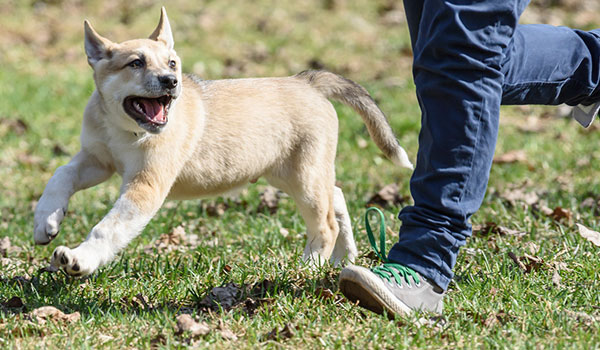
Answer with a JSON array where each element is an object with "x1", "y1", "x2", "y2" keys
[{"x1": 1, "y1": 0, "x2": 599, "y2": 348}]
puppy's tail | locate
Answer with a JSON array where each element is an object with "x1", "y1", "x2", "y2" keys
[{"x1": 295, "y1": 70, "x2": 413, "y2": 169}]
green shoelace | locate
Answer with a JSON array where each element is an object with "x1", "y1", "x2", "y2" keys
[{"x1": 365, "y1": 207, "x2": 420, "y2": 287}]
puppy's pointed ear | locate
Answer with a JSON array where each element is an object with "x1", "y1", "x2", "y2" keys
[
  {"x1": 84, "y1": 20, "x2": 113, "y2": 66},
  {"x1": 148, "y1": 7, "x2": 174, "y2": 50}
]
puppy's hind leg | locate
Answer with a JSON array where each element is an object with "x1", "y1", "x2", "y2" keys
[
  {"x1": 330, "y1": 186, "x2": 358, "y2": 266},
  {"x1": 266, "y1": 174, "x2": 338, "y2": 267}
]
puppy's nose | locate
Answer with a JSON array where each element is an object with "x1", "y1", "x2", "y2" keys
[{"x1": 158, "y1": 75, "x2": 178, "y2": 89}]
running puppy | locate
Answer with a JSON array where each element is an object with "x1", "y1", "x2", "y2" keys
[{"x1": 33, "y1": 8, "x2": 412, "y2": 276}]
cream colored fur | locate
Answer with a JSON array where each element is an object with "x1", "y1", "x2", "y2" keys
[{"x1": 33, "y1": 8, "x2": 412, "y2": 276}]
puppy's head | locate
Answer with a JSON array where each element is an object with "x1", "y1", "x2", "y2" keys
[{"x1": 84, "y1": 7, "x2": 182, "y2": 134}]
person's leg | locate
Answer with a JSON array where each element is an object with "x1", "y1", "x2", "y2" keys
[
  {"x1": 501, "y1": 24, "x2": 600, "y2": 107},
  {"x1": 340, "y1": 0, "x2": 530, "y2": 317},
  {"x1": 387, "y1": 0, "x2": 530, "y2": 291}
]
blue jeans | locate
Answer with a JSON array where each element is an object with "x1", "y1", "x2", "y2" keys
[{"x1": 388, "y1": 0, "x2": 600, "y2": 290}]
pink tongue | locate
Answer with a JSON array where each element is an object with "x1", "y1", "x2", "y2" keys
[{"x1": 139, "y1": 99, "x2": 165, "y2": 122}]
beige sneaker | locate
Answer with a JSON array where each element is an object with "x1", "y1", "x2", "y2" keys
[{"x1": 339, "y1": 263, "x2": 444, "y2": 318}]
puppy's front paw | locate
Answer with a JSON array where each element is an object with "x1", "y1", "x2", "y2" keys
[
  {"x1": 34, "y1": 207, "x2": 65, "y2": 245},
  {"x1": 51, "y1": 246, "x2": 97, "y2": 277}
]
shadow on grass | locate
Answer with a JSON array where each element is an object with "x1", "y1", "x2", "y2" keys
[{"x1": 1, "y1": 257, "x2": 345, "y2": 320}]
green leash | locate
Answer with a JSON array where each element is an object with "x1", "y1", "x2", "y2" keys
[
  {"x1": 364, "y1": 206, "x2": 421, "y2": 286},
  {"x1": 365, "y1": 206, "x2": 389, "y2": 263}
]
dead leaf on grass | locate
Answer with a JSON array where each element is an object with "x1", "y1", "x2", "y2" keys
[
  {"x1": 205, "y1": 201, "x2": 227, "y2": 217},
  {"x1": 564, "y1": 310, "x2": 600, "y2": 326},
  {"x1": 198, "y1": 283, "x2": 242, "y2": 312},
  {"x1": 242, "y1": 297, "x2": 275, "y2": 315},
  {"x1": 507, "y1": 252, "x2": 545, "y2": 273},
  {"x1": 175, "y1": 314, "x2": 210, "y2": 337},
  {"x1": 314, "y1": 288, "x2": 335, "y2": 300},
  {"x1": 17, "y1": 152, "x2": 44, "y2": 166},
  {"x1": 258, "y1": 186, "x2": 280, "y2": 214},
  {"x1": 52, "y1": 144, "x2": 69, "y2": 156},
  {"x1": 131, "y1": 293, "x2": 151, "y2": 310},
  {"x1": 524, "y1": 242, "x2": 540, "y2": 255},
  {"x1": 473, "y1": 222, "x2": 526, "y2": 239},
  {"x1": 264, "y1": 323, "x2": 296, "y2": 341},
  {"x1": 0, "y1": 118, "x2": 28, "y2": 135},
  {"x1": 483, "y1": 311, "x2": 512, "y2": 327},
  {"x1": 549, "y1": 207, "x2": 572, "y2": 222},
  {"x1": 499, "y1": 188, "x2": 540, "y2": 206},
  {"x1": 366, "y1": 183, "x2": 409, "y2": 209},
  {"x1": 143, "y1": 225, "x2": 199, "y2": 253},
  {"x1": 580, "y1": 197, "x2": 598, "y2": 210},
  {"x1": 493, "y1": 150, "x2": 527, "y2": 164},
  {"x1": 0, "y1": 237, "x2": 11, "y2": 256},
  {"x1": 2, "y1": 296, "x2": 24, "y2": 308},
  {"x1": 508, "y1": 251, "x2": 527, "y2": 272},
  {"x1": 517, "y1": 116, "x2": 547, "y2": 133},
  {"x1": 218, "y1": 320, "x2": 238, "y2": 341},
  {"x1": 30, "y1": 306, "x2": 80, "y2": 324},
  {"x1": 576, "y1": 223, "x2": 600, "y2": 247},
  {"x1": 552, "y1": 269, "x2": 562, "y2": 287},
  {"x1": 150, "y1": 334, "x2": 166, "y2": 349}
]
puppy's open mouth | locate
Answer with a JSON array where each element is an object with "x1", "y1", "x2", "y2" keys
[{"x1": 123, "y1": 95, "x2": 173, "y2": 133}]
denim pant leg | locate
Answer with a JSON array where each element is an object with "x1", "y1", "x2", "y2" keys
[
  {"x1": 502, "y1": 24, "x2": 600, "y2": 106},
  {"x1": 388, "y1": 0, "x2": 529, "y2": 290}
]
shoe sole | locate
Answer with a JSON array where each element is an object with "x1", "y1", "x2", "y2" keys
[{"x1": 339, "y1": 265, "x2": 412, "y2": 318}]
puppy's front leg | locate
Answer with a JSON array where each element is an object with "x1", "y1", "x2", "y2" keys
[
  {"x1": 34, "y1": 151, "x2": 114, "y2": 245},
  {"x1": 50, "y1": 171, "x2": 172, "y2": 276}
]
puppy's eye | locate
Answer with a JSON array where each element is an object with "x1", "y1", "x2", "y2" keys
[
  {"x1": 128, "y1": 59, "x2": 144, "y2": 69},
  {"x1": 168, "y1": 60, "x2": 177, "y2": 69}
]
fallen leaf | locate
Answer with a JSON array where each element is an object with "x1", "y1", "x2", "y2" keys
[
  {"x1": 264, "y1": 323, "x2": 296, "y2": 341},
  {"x1": 17, "y1": 152, "x2": 43, "y2": 166},
  {"x1": 366, "y1": 183, "x2": 409, "y2": 208},
  {"x1": 517, "y1": 116, "x2": 546, "y2": 133},
  {"x1": 2, "y1": 296, "x2": 24, "y2": 308},
  {"x1": 524, "y1": 242, "x2": 540, "y2": 255},
  {"x1": 218, "y1": 320, "x2": 238, "y2": 341},
  {"x1": 0, "y1": 237, "x2": 10, "y2": 256},
  {"x1": 580, "y1": 197, "x2": 598, "y2": 209},
  {"x1": 508, "y1": 252, "x2": 545, "y2": 273},
  {"x1": 143, "y1": 225, "x2": 198, "y2": 253},
  {"x1": 576, "y1": 223, "x2": 600, "y2": 247},
  {"x1": 521, "y1": 254, "x2": 544, "y2": 273},
  {"x1": 30, "y1": 306, "x2": 80, "y2": 324},
  {"x1": 150, "y1": 334, "x2": 166, "y2": 349},
  {"x1": 279, "y1": 228, "x2": 289, "y2": 238},
  {"x1": 552, "y1": 270, "x2": 562, "y2": 287},
  {"x1": 508, "y1": 252, "x2": 527, "y2": 272},
  {"x1": 258, "y1": 187, "x2": 280, "y2": 214},
  {"x1": 493, "y1": 150, "x2": 527, "y2": 164},
  {"x1": 250, "y1": 279, "x2": 275, "y2": 298},
  {"x1": 242, "y1": 297, "x2": 274, "y2": 315},
  {"x1": 473, "y1": 222, "x2": 526, "y2": 239},
  {"x1": 132, "y1": 293, "x2": 151, "y2": 310},
  {"x1": 198, "y1": 283, "x2": 242, "y2": 311},
  {"x1": 0, "y1": 118, "x2": 28, "y2": 135},
  {"x1": 175, "y1": 314, "x2": 210, "y2": 337},
  {"x1": 205, "y1": 201, "x2": 227, "y2": 217},
  {"x1": 549, "y1": 207, "x2": 572, "y2": 222},
  {"x1": 52, "y1": 144, "x2": 69, "y2": 156},
  {"x1": 499, "y1": 188, "x2": 539, "y2": 206},
  {"x1": 314, "y1": 288, "x2": 335, "y2": 300},
  {"x1": 564, "y1": 310, "x2": 600, "y2": 326}
]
